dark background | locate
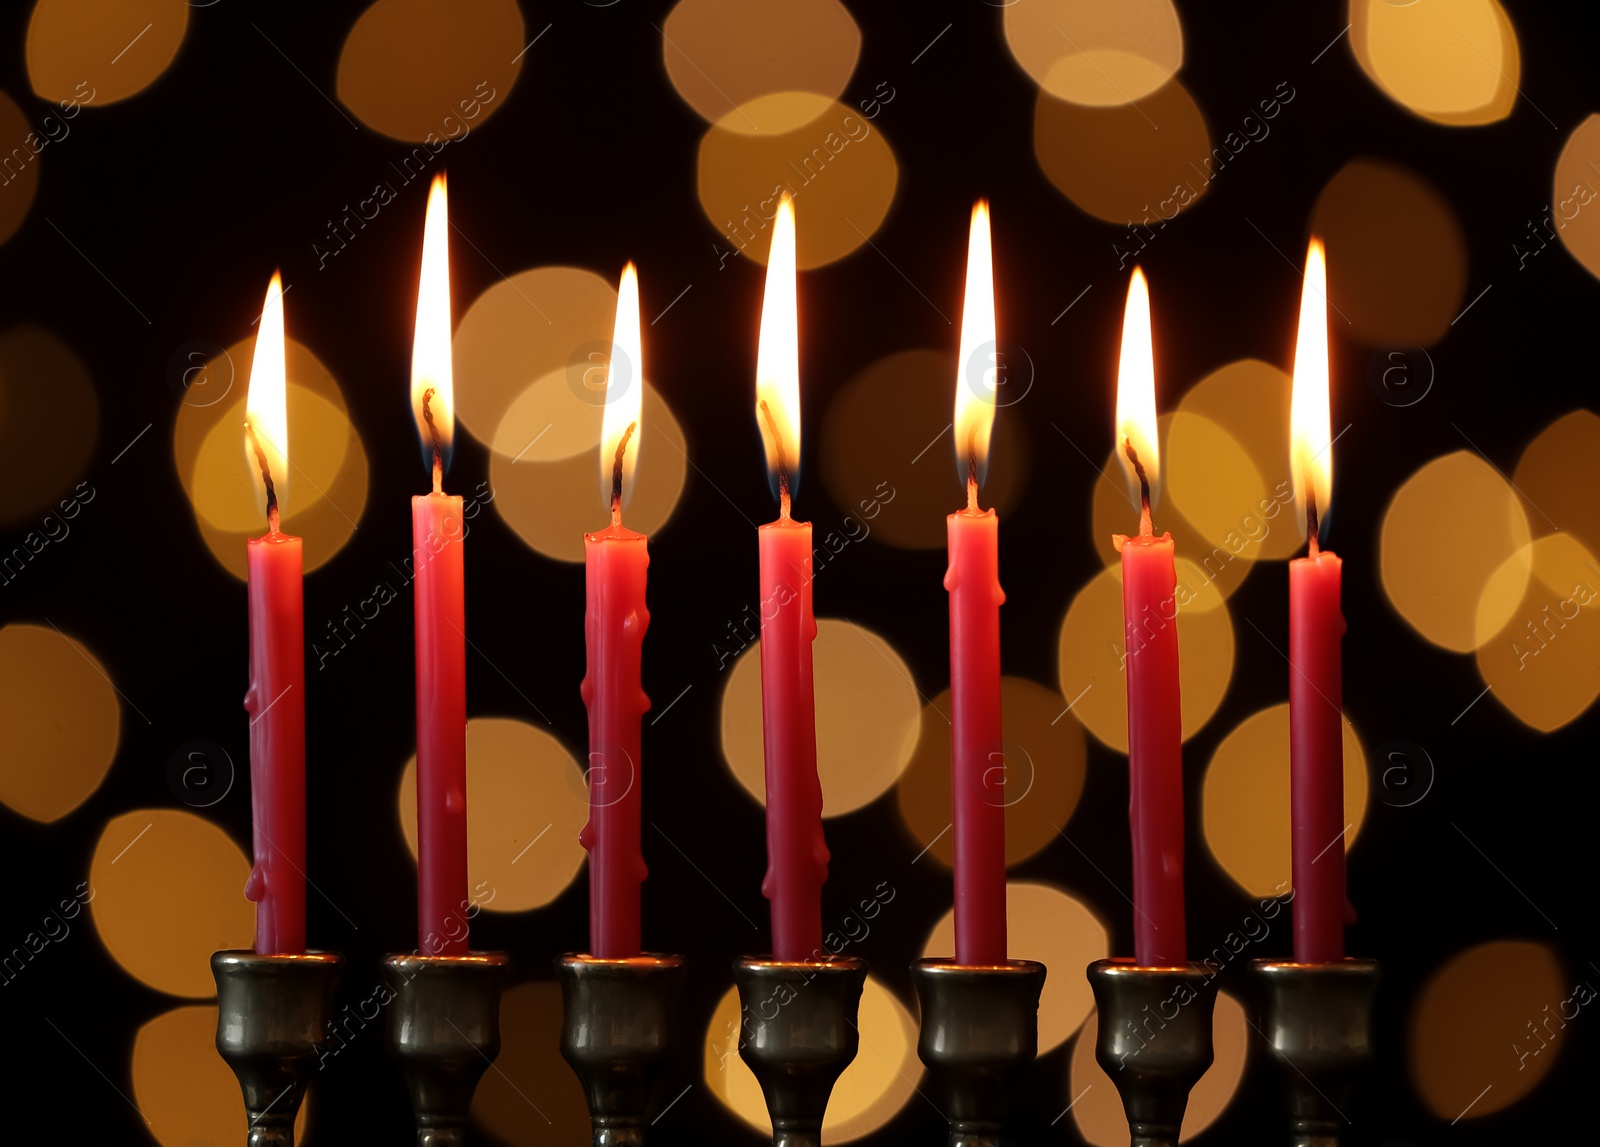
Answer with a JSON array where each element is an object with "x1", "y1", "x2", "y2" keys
[{"x1": 1, "y1": 1, "x2": 1595, "y2": 1143}]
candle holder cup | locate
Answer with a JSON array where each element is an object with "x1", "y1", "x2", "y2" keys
[
  {"x1": 381, "y1": 951, "x2": 510, "y2": 1147},
  {"x1": 1086, "y1": 958, "x2": 1217, "y2": 1147},
  {"x1": 1249, "y1": 958, "x2": 1379, "y2": 1147},
  {"x1": 733, "y1": 955, "x2": 868, "y2": 1147},
  {"x1": 911, "y1": 958, "x2": 1047, "y2": 1147},
  {"x1": 211, "y1": 949, "x2": 344, "y2": 1147},
  {"x1": 557, "y1": 952, "x2": 688, "y2": 1147}
]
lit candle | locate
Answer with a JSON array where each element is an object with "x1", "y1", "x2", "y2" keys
[
  {"x1": 242, "y1": 272, "x2": 307, "y2": 956},
  {"x1": 1112, "y1": 267, "x2": 1186, "y2": 968},
  {"x1": 410, "y1": 174, "x2": 469, "y2": 956},
  {"x1": 754, "y1": 194, "x2": 828, "y2": 962},
  {"x1": 1288, "y1": 239, "x2": 1348, "y2": 964},
  {"x1": 578, "y1": 262, "x2": 651, "y2": 959},
  {"x1": 946, "y1": 201, "x2": 1007, "y2": 967}
]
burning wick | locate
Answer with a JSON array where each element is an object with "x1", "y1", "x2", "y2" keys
[
  {"x1": 422, "y1": 386, "x2": 444, "y2": 495},
  {"x1": 1123, "y1": 437, "x2": 1153, "y2": 537},
  {"x1": 758, "y1": 399, "x2": 791, "y2": 520},
  {"x1": 245, "y1": 421, "x2": 280, "y2": 534},
  {"x1": 1305, "y1": 484, "x2": 1321, "y2": 557},
  {"x1": 965, "y1": 427, "x2": 981, "y2": 513},
  {"x1": 610, "y1": 420, "x2": 636, "y2": 526}
]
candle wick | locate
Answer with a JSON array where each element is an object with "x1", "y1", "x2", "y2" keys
[
  {"x1": 245, "y1": 420, "x2": 280, "y2": 534},
  {"x1": 611, "y1": 420, "x2": 636, "y2": 526},
  {"x1": 966, "y1": 473, "x2": 979, "y2": 514},
  {"x1": 758, "y1": 399, "x2": 792, "y2": 520},
  {"x1": 1123, "y1": 437, "x2": 1153, "y2": 537},
  {"x1": 1306, "y1": 485, "x2": 1321, "y2": 557},
  {"x1": 422, "y1": 386, "x2": 444, "y2": 494}
]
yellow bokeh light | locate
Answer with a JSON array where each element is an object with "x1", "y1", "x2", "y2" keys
[
  {"x1": 1380, "y1": 450, "x2": 1531, "y2": 652},
  {"x1": 722, "y1": 620, "x2": 922, "y2": 817},
  {"x1": 1552, "y1": 118, "x2": 1600, "y2": 282},
  {"x1": 27, "y1": 0, "x2": 187, "y2": 106},
  {"x1": 1070, "y1": 991, "x2": 1247, "y2": 1145},
  {"x1": 89, "y1": 809, "x2": 255, "y2": 998},
  {"x1": 698, "y1": 92, "x2": 898, "y2": 269},
  {"x1": 0, "y1": 325, "x2": 99, "y2": 527},
  {"x1": 1351, "y1": 0, "x2": 1520, "y2": 125},
  {"x1": 1513, "y1": 410, "x2": 1600, "y2": 555},
  {"x1": 471, "y1": 981, "x2": 592, "y2": 1144},
  {"x1": 0, "y1": 623, "x2": 119, "y2": 823},
  {"x1": 398, "y1": 718, "x2": 588, "y2": 913},
  {"x1": 923, "y1": 883, "x2": 1107, "y2": 1054},
  {"x1": 896, "y1": 678, "x2": 1089, "y2": 868},
  {"x1": 1201, "y1": 703, "x2": 1368, "y2": 899},
  {"x1": 337, "y1": 0, "x2": 522, "y2": 141},
  {"x1": 1057, "y1": 560, "x2": 1235, "y2": 753},
  {"x1": 662, "y1": 0, "x2": 861, "y2": 130},
  {"x1": 703, "y1": 976, "x2": 920, "y2": 1143},
  {"x1": 0, "y1": 94, "x2": 41, "y2": 247},
  {"x1": 1410, "y1": 941, "x2": 1565, "y2": 1119},
  {"x1": 1003, "y1": 0, "x2": 1183, "y2": 107}
]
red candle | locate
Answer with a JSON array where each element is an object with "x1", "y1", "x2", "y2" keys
[
  {"x1": 579, "y1": 262, "x2": 650, "y2": 958},
  {"x1": 410, "y1": 175, "x2": 469, "y2": 956},
  {"x1": 754, "y1": 195, "x2": 828, "y2": 962},
  {"x1": 1288, "y1": 239, "x2": 1347, "y2": 964},
  {"x1": 241, "y1": 273, "x2": 307, "y2": 956},
  {"x1": 946, "y1": 201, "x2": 1007, "y2": 967},
  {"x1": 1112, "y1": 268, "x2": 1186, "y2": 968}
]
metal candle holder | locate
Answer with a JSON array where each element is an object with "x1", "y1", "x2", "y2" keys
[
  {"x1": 382, "y1": 951, "x2": 510, "y2": 1147},
  {"x1": 1249, "y1": 958, "x2": 1380, "y2": 1147},
  {"x1": 733, "y1": 955, "x2": 868, "y2": 1147},
  {"x1": 1086, "y1": 958, "x2": 1217, "y2": 1147},
  {"x1": 211, "y1": 950, "x2": 344, "y2": 1147},
  {"x1": 557, "y1": 953, "x2": 688, "y2": 1146},
  {"x1": 911, "y1": 958, "x2": 1047, "y2": 1147}
]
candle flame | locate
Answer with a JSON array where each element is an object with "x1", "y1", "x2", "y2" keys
[
  {"x1": 244, "y1": 271, "x2": 288, "y2": 517},
  {"x1": 1115, "y1": 266, "x2": 1159, "y2": 515},
  {"x1": 755, "y1": 193, "x2": 800, "y2": 507},
  {"x1": 1291, "y1": 239, "x2": 1332, "y2": 540},
  {"x1": 601, "y1": 261, "x2": 643, "y2": 516},
  {"x1": 954, "y1": 200, "x2": 997, "y2": 494},
  {"x1": 411, "y1": 174, "x2": 454, "y2": 481}
]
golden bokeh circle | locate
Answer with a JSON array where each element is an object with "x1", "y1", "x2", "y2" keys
[
  {"x1": 1057, "y1": 559, "x2": 1236, "y2": 753},
  {"x1": 0, "y1": 325, "x2": 99, "y2": 526},
  {"x1": 703, "y1": 975, "x2": 920, "y2": 1143},
  {"x1": 89, "y1": 809, "x2": 255, "y2": 998},
  {"x1": 133, "y1": 1004, "x2": 309, "y2": 1146},
  {"x1": 1070, "y1": 990, "x2": 1247, "y2": 1145},
  {"x1": 1350, "y1": 0, "x2": 1520, "y2": 126},
  {"x1": 1034, "y1": 79, "x2": 1210, "y2": 225},
  {"x1": 471, "y1": 980, "x2": 592, "y2": 1143},
  {"x1": 896, "y1": 677, "x2": 1089, "y2": 868},
  {"x1": 1410, "y1": 940, "x2": 1565, "y2": 1119},
  {"x1": 27, "y1": 0, "x2": 188, "y2": 106},
  {"x1": 0, "y1": 93, "x2": 41, "y2": 247},
  {"x1": 1514, "y1": 410, "x2": 1600, "y2": 555},
  {"x1": 337, "y1": 0, "x2": 522, "y2": 141},
  {"x1": 0, "y1": 623, "x2": 120, "y2": 823},
  {"x1": 174, "y1": 334, "x2": 368, "y2": 581},
  {"x1": 1201, "y1": 703, "x2": 1369, "y2": 899},
  {"x1": 398, "y1": 718, "x2": 588, "y2": 913},
  {"x1": 923, "y1": 882, "x2": 1107, "y2": 1053},
  {"x1": 697, "y1": 92, "x2": 898, "y2": 269},
  {"x1": 1380, "y1": 450, "x2": 1531, "y2": 652},
  {"x1": 722, "y1": 619, "x2": 922, "y2": 817},
  {"x1": 1311, "y1": 158, "x2": 1467, "y2": 347},
  {"x1": 1004, "y1": 0, "x2": 1183, "y2": 107},
  {"x1": 819, "y1": 349, "x2": 1030, "y2": 550},
  {"x1": 1553, "y1": 118, "x2": 1600, "y2": 281},
  {"x1": 663, "y1": 0, "x2": 861, "y2": 129}
]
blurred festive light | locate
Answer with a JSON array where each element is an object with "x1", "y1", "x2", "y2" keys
[
  {"x1": 89, "y1": 809, "x2": 255, "y2": 998},
  {"x1": 923, "y1": 882, "x2": 1107, "y2": 1054},
  {"x1": 1410, "y1": 940, "x2": 1566, "y2": 1119},
  {"x1": 1311, "y1": 158, "x2": 1467, "y2": 347},
  {"x1": 0, "y1": 624, "x2": 119, "y2": 823},
  {"x1": 471, "y1": 981, "x2": 592, "y2": 1143},
  {"x1": 1004, "y1": 0, "x2": 1183, "y2": 107},
  {"x1": 1033, "y1": 79, "x2": 1210, "y2": 225},
  {"x1": 662, "y1": 0, "x2": 860, "y2": 129},
  {"x1": 697, "y1": 92, "x2": 898, "y2": 269},
  {"x1": 337, "y1": 0, "x2": 522, "y2": 141},
  {"x1": 723, "y1": 620, "x2": 921, "y2": 817},
  {"x1": 399, "y1": 718, "x2": 588, "y2": 913},
  {"x1": 0, "y1": 94, "x2": 41, "y2": 246},
  {"x1": 896, "y1": 677, "x2": 1088, "y2": 868},
  {"x1": 1380, "y1": 450, "x2": 1531, "y2": 652},
  {"x1": 1201, "y1": 703, "x2": 1368, "y2": 899},
  {"x1": 1513, "y1": 410, "x2": 1600, "y2": 555},
  {"x1": 0, "y1": 326, "x2": 98, "y2": 526},
  {"x1": 1351, "y1": 0, "x2": 1520, "y2": 125},
  {"x1": 175, "y1": 335, "x2": 368, "y2": 580},
  {"x1": 1553, "y1": 117, "x2": 1600, "y2": 281},
  {"x1": 27, "y1": 0, "x2": 186, "y2": 105}
]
